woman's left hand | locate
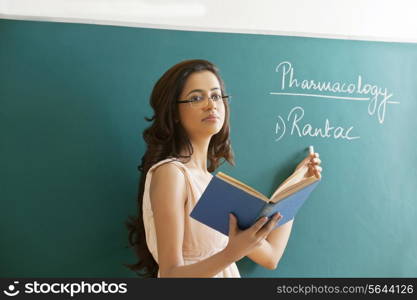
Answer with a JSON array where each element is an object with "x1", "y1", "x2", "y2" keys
[{"x1": 295, "y1": 152, "x2": 322, "y2": 179}]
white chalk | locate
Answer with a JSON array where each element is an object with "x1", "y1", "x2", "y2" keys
[{"x1": 309, "y1": 145, "x2": 314, "y2": 155}]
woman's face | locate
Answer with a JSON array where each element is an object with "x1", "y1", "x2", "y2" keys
[{"x1": 177, "y1": 71, "x2": 226, "y2": 140}]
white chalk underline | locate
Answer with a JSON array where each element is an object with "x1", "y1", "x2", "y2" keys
[
  {"x1": 269, "y1": 92, "x2": 369, "y2": 101},
  {"x1": 269, "y1": 92, "x2": 401, "y2": 104}
]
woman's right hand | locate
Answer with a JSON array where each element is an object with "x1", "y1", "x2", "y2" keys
[{"x1": 223, "y1": 212, "x2": 282, "y2": 262}]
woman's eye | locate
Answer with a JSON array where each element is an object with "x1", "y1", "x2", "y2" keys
[
  {"x1": 191, "y1": 96, "x2": 203, "y2": 102},
  {"x1": 212, "y1": 94, "x2": 222, "y2": 100}
]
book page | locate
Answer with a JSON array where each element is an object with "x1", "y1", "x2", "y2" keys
[
  {"x1": 270, "y1": 175, "x2": 318, "y2": 203},
  {"x1": 270, "y1": 166, "x2": 306, "y2": 200},
  {"x1": 216, "y1": 172, "x2": 269, "y2": 202}
]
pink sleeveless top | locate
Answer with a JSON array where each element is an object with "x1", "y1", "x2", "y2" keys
[{"x1": 142, "y1": 157, "x2": 241, "y2": 278}]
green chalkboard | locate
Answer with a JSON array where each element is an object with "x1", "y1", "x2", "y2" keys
[{"x1": 1, "y1": 19, "x2": 416, "y2": 277}]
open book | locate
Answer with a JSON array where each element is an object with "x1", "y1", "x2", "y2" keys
[{"x1": 190, "y1": 168, "x2": 321, "y2": 236}]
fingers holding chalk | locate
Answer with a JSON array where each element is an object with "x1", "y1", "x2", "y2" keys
[
  {"x1": 309, "y1": 145, "x2": 319, "y2": 158},
  {"x1": 308, "y1": 145, "x2": 322, "y2": 179}
]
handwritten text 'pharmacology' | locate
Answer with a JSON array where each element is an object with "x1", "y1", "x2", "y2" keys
[{"x1": 270, "y1": 61, "x2": 399, "y2": 124}]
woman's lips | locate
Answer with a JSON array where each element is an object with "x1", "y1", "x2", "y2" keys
[{"x1": 202, "y1": 116, "x2": 219, "y2": 121}]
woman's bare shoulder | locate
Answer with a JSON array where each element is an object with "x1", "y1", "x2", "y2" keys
[
  {"x1": 150, "y1": 161, "x2": 187, "y2": 205},
  {"x1": 152, "y1": 161, "x2": 184, "y2": 182}
]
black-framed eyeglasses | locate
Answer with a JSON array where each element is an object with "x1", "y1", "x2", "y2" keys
[{"x1": 176, "y1": 94, "x2": 231, "y2": 108}]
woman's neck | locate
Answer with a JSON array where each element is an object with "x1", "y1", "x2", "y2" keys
[{"x1": 179, "y1": 138, "x2": 211, "y2": 175}]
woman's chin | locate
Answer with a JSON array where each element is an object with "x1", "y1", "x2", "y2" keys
[{"x1": 203, "y1": 125, "x2": 222, "y2": 136}]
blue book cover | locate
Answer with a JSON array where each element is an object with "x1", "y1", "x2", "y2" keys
[{"x1": 190, "y1": 172, "x2": 321, "y2": 236}]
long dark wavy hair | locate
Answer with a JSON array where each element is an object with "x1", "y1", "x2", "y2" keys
[{"x1": 124, "y1": 59, "x2": 235, "y2": 277}]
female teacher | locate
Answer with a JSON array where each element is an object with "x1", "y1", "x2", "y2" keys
[{"x1": 126, "y1": 59, "x2": 322, "y2": 277}]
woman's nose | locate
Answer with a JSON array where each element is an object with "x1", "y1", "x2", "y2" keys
[{"x1": 205, "y1": 97, "x2": 216, "y2": 109}]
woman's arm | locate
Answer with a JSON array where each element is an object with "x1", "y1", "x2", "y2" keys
[
  {"x1": 246, "y1": 219, "x2": 293, "y2": 269},
  {"x1": 150, "y1": 163, "x2": 236, "y2": 277},
  {"x1": 246, "y1": 152, "x2": 322, "y2": 269},
  {"x1": 246, "y1": 166, "x2": 300, "y2": 269}
]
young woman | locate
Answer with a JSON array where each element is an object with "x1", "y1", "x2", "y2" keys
[{"x1": 126, "y1": 59, "x2": 322, "y2": 278}]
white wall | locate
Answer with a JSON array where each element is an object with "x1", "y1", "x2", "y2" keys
[{"x1": 1, "y1": 0, "x2": 416, "y2": 43}]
